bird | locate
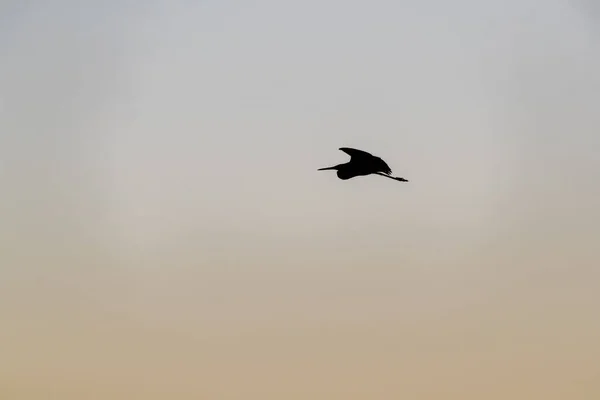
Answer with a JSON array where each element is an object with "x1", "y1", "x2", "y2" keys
[{"x1": 318, "y1": 147, "x2": 409, "y2": 182}]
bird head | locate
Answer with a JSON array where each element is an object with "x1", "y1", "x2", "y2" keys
[{"x1": 317, "y1": 164, "x2": 341, "y2": 171}]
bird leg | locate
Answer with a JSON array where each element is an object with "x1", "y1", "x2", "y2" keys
[{"x1": 374, "y1": 172, "x2": 408, "y2": 182}]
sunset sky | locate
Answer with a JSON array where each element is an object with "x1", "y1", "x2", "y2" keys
[{"x1": 1, "y1": 0, "x2": 599, "y2": 398}]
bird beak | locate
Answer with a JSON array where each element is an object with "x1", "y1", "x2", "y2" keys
[{"x1": 318, "y1": 166, "x2": 337, "y2": 171}]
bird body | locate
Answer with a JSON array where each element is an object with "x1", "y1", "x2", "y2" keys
[{"x1": 319, "y1": 147, "x2": 408, "y2": 182}]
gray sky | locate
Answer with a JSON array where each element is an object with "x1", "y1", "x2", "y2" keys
[{"x1": 1, "y1": 1, "x2": 599, "y2": 398}]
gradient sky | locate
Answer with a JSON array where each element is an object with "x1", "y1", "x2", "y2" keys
[{"x1": 1, "y1": 1, "x2": 599, "y2": 398}]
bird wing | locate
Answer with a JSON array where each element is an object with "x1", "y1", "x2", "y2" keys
[
  {"x1": 339, "y1": 147, "x2": 373, "y2": 158},
  {"x1": 371, "y1": 157, "x2": 392, "y2": 175},
  {"x1": 339, "y1": 147, "x2": 392, "y2": 175}
]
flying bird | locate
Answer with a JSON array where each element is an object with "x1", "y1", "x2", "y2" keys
[{"x1": 318, "y1": 147, "x2": 408, "y2": 182}]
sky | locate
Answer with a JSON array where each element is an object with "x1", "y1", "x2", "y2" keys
[{"x1": 1, "y1": 0, "x2": 599, "y2": 398}]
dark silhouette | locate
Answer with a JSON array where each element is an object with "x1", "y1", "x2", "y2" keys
[{"x1": 318, "y1": 147, "x2": 409, "y2": 182}]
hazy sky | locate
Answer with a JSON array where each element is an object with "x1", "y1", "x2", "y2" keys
[{"x1": 1, "y1": 1, "x2": 599, "y2": 398}]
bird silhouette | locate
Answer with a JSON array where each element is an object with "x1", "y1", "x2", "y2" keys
[{"x1": 318, "y1": 147, "x2": 408, "y2": 182}]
